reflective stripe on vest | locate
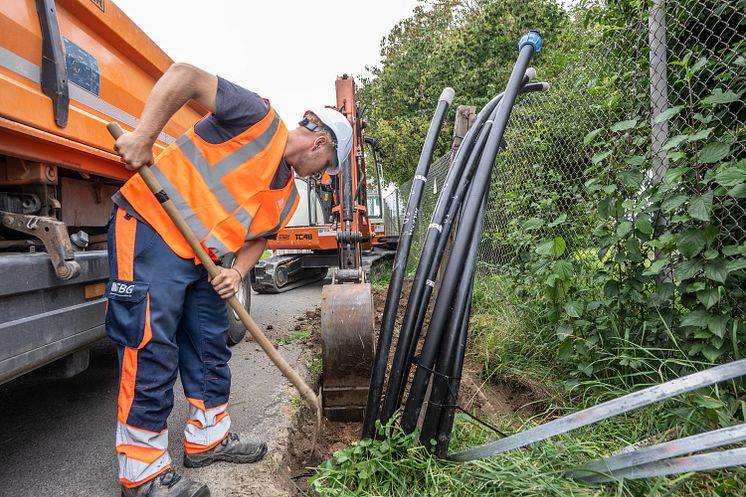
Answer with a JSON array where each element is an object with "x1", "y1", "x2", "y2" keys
[
  {"x1": 173, "y1": 112, "x2": 282, "y2": 217},
  {"x1": 119, "y1": 105, "x2": 299, "y2": 259}
]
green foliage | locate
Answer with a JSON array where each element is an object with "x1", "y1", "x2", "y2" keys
[
  {"x1": 369, "y1": 257, "x2": 394, "y2": 289},
  {"x1": 313, "y1": 1, "x2": 746, "y2": 495},
  {"x1": 306, "y1": 355, "x2": 323, "y2": 376},
  {"x1": 516, "y1": 37, "x2": 746, "y2": 379},
  {"x1": 311, "y1": 383, "x2": 746, "y2": 496},
  {"x1": 359, "y1": 0, "x2": 573, "y2": 184}
]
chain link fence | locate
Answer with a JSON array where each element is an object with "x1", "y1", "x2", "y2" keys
[{"x1": 395, "y1": 0, "x2": 744, "y2": 280}]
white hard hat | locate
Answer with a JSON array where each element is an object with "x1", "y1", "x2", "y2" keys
[{"x1": 303, "y1": 107, "x2": 353, "y2": 175}]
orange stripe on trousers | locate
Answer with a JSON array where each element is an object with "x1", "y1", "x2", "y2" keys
[
  {"x1": 120, "y1": 466, "x2": 171, "y2": 489},
  {"x1": 117, "y1": 444, "x2": 168, "y2": 464},
  {"x1": 114, "y1": 209, "x2": 139, "y2": 424},
  {"x1": 114, "y1": 209, "x2": 136, "y2": 280}
]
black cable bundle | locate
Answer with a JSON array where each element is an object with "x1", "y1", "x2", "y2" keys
[
  {"x1": 363, "y1": 87, "x2": 455, "y2": 439},
  {"x1": 362, "y1": 32, "x2": 546, "y2": 455}
]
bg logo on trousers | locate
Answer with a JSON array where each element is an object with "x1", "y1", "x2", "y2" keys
[{"x1": 111, "y1": 282, "x2": 135, "y2": 295}]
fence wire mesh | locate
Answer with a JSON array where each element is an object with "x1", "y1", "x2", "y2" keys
[{"x1": 385, "y1": 0, "x2": 745, "y2": 372}]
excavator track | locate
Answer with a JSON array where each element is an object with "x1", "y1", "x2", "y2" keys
[{"x1": 250, "y1": 254, "x2": 328, "y2": 294}]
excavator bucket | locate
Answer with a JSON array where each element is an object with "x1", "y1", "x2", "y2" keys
[{"x1": 321, "y1": 282, "x2": 375, "y2": 422}]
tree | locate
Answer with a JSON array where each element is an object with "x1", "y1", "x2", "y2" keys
[{"x1": 359, "y1": 0, "x2": 572, "y2": 184}]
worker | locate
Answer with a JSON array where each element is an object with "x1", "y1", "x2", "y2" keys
[
  {"x1": 107, "y1": 63, "x2": 352, "y2": 497},
  {"x1": 318, "y1": 171, "x2": 335, "y2": 222}
]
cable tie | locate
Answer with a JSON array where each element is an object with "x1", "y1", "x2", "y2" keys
[
  {"x1": 426, "y1": 279, "x2": 436, "y2": 288},
  {"x1": 419, "y1": 372, "x2": 509, "y2": 438},
  {"x1": 428, "y1": 223, "x2": 443, "y2": 232},
  {"x1": 414, "y1": 175, "x2": 428, "y2": 182},
  {"x1": 415, "y1": 362, "x2": 459, "y2": 382}
]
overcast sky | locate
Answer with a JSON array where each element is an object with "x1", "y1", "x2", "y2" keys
[{"x1": 115, "y1": 0, "x2": 421, "y2": 122}]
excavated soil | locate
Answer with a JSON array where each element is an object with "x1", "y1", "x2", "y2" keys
[{"x1": 283, "y1": 281, "x2": 546, "y2": 495}]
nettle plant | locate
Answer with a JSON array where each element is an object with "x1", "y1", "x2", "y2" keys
[{"x1": 526, "y1": 48, "x2": 745, "y2": 379}]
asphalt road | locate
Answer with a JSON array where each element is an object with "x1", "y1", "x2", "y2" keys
[{"x1": 0, "y1": 283, "x2": 324, "y2": 497}]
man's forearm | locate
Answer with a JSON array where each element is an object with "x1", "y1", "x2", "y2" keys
[
  {"x1": 135, "y1": 63, "x2": 218, "y2": 145},
  {"x1": 232, "y1": 239, "x2": 267, "y2": 278}
]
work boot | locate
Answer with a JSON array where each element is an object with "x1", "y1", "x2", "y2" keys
[
  {"x1": 121, "y1": 469, "x2": 209, "y2": 497},
  {"x1": 183, "y1": 432, "x2": 267, "y2": 468}
]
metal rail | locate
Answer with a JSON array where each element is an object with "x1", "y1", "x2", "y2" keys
[
  {"x1": 449, "y1": 359, "x2": 746, "y2": 461},
  {"x1": 580, "y1": 447, "x2": 746, "y2": 482},
  {"x1": 570, "y1": 423, "x2": 746, "y2": 482}
]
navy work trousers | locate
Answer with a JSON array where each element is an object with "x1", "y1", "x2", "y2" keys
[{"x1": 105, "y1": 207, "x2": 232, "y2": 487}]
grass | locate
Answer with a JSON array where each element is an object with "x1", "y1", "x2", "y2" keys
[
  {"x1": 369, "y1": 258, "x2": 393, "y2": 289},
  {"x1": 290, "y1": 394, "x2": 305, "y2": 413},
  {"x1": 310, "y1": 274, "x2": 746, "y2": 496},
  {"x1": 312, "y1": 410, "x2": 746, "y2": 496},
  {"x1": 277, "y1": 328, "x2": 311, "y2": 346},
  {"x1": 307, "y1": 355, "x2": 323, "y2": 376}
]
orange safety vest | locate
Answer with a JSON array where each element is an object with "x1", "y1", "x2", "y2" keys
[{"x1": 119, "y1": 105, "x2": 299, "y2": 260}]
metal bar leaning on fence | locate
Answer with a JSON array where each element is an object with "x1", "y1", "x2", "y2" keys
[
  {"x1": 576, "y1": 447, "x2": 746, "y2": 482},
  {"x1": 448, "y1": 358, "x2": 746, "y2": 461},
  {"x1": 569, "y1": 423, "x2": 746, "y2": 483},
  {"x1": 362, "y1": 87, "x2": 455, "y2": 439}
]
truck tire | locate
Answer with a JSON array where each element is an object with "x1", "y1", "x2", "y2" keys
[{"x1": 222, "y1": 254, "x2": 251, "y2": 346}]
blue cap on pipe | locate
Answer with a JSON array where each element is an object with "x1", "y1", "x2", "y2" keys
[{"x1": 519, "y1": 31, "x2": 542, "y2": 54}]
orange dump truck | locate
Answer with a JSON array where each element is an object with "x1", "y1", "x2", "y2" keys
[{"x1": 0, "y1": 0, "x2": 203, "y2": 384}]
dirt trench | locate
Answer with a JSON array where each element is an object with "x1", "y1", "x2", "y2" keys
[{"x1": 280, "y1": 282, "x2": 546, "y2": 495}]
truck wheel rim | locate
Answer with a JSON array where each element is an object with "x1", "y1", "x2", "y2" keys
[{"x1": 233, "y1": 280, "x2": 246, "y2": 321}]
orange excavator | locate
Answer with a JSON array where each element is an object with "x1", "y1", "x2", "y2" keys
[
  {"x1": 252, "y1": 75, "x2": 381, "y2": 420},
  {"x1": 250, "y1": 75, "x2": 395, "y2": 294}
]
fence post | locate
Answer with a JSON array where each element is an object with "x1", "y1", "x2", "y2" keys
[
  {"x1": 435, "y1": 106, "x2": 477, "y2": 300},
  {"x1": 648, "y1": 0, "x2": 669, "y2": 183},
  {"x1": 451, "y1": 105, "x2": 478, "y2": 158},
  {"x1": 394, "y1": 187, "x2": 401, "y2": 233},
  {"x1": 648, "y1": 0, "x2": 673, "y2": 287}
]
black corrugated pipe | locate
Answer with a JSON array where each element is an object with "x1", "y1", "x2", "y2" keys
[
  {"x1": 377, "y1": 102, "x2": 498, "y2": 430},
  {"x1": 419, "y1": 188, "x2": 487, "y2": 452},
  {"x1": 361, "y1": 87, "x2": 455, "y2": 439},
  {"x1": 378, "y1": 79, "x2": 548, "y2": 429},
  {"x1": 399, "y1": 128, "x2": 494, "y2": 434},
  {"x1": 399, "y1": 31, "x2": 543, "y2": 434},
  {"x1": 427, "y1": 82, "x2": 553, "y2": 455}
]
